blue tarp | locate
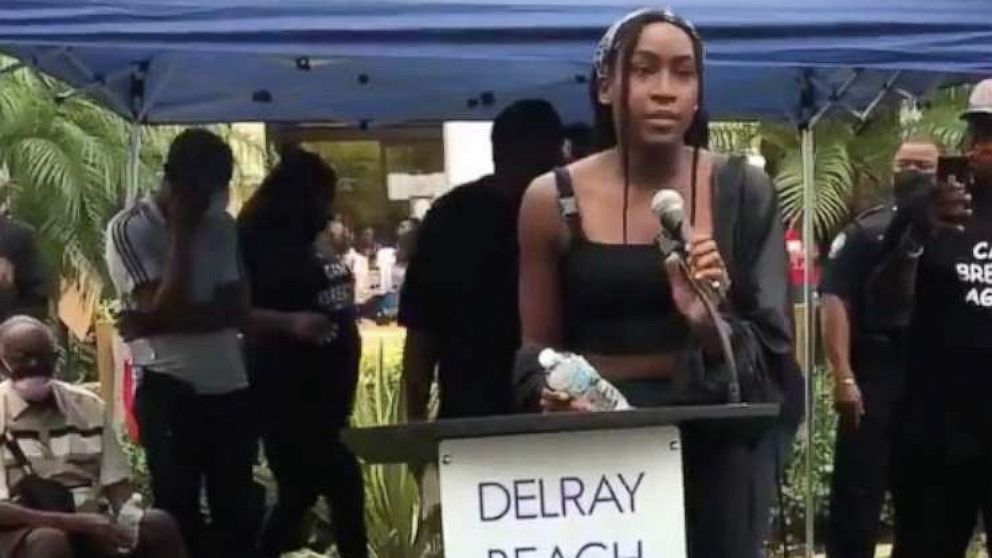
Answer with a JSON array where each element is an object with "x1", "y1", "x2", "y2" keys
[{"x1": 1, "y1": 0, "x2": 991, "y2": 124}]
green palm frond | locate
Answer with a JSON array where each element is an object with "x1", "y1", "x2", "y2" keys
[
  {"x1": 0, "y1": 61, "x2": 168, "y2": 305},
  {"x1": 773, "y1": 138, "x2": 855, "y2": 242},
  {"x1": 760, "y1": 110, "x2": 913, "y2": 241}
]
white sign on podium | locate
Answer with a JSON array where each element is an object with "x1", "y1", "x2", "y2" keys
[{"x1": 439, "y1": 426, "x2": 686, "y2": 558}]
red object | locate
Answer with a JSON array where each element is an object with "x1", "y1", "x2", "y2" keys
[
  {"x1": 785, "y1": 229, "x2": 820, "y2": 287},
  {"x1": 122, "y1": 358, "x2": 140, "y2": 442}
]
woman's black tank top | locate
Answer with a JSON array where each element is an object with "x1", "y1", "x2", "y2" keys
[{"x1": 553, "y1": 168, "x2": 690, "y2": 355}]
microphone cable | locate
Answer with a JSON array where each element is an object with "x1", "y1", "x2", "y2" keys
[{"x1": 673, "y1": 255, "x2": 741, "y2": 403}]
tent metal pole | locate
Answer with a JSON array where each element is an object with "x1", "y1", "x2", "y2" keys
[
  {"x1": 800, "y1": 122, "x2": 817, "y2": 558},
  {"x1": 849, "y1": 71, "x2": 904, "y2": 132},
  {"x1": 795, "y1": 66, "x2": 898, "y2": 558},
  {"x1": 859, "y1": 71, "x2": 902, "y2": 121},
  {"x1": 124, "y1": 58, "x2": 148, "y2": 207},
  {"x1": 126, "y1": 123, "x2": 142, "y2": 206},
  {"x1": 807, "y1": 69, "x2": 861, "y2": 126},
  {"x1": 796, "y1": 68, "x2": 877, "y2": 556}
]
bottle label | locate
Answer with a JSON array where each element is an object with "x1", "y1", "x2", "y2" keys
[{"x1": 543, "y1": 351, "x2": 632, "y2": 411}]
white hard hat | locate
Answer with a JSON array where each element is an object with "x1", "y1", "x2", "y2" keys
[{"x1": 962, "y1": 78, "x2": 992, "y2": 120}]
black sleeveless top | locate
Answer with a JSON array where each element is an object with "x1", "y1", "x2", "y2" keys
[
  {"x1": 515, "y1": 158, "x2": 800, "y2": 422},
  {"x1": 553, "y1": 168, "x2": 690, "y2": 355}
]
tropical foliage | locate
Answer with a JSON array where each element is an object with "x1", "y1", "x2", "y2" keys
[
  {"x1": 351, "y1": 338, "x2": 441, "y2": 558},
  {"x1": 763, "y1": 109, "x2": 906, "y2": 243},
  {"x1": 764, "y1": 120, "x2": 859, "y2": 241},
  {"x1": 0, "y1": 61, "x2": 174, "y2": 304},
  {"x1": 0, "y1": 60, "x2": 267, "y2": 313},
  {"x1": 778, "y1": 366, "x2": 837, "y2": 549}
]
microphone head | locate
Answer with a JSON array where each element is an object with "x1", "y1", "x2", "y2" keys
[{"x1": 651, "y1": 189, "x2": 685, "y2": 232}]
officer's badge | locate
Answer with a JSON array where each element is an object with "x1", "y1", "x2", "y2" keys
[{"x1": 828, "y1": 233, "x2": 847, "y2": 259}]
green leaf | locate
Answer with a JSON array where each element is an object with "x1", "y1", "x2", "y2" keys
[{"x1": 773, "y1": 138, "x2": 855, "y2": 241}]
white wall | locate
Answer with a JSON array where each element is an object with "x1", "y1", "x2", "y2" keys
[{"x1": 443, "y1": 121, "x2": 493, "y2": 190}]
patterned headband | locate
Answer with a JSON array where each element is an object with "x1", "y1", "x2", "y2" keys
[{"x1": 593, "y1": 7, "x2": 703, "y2": 80}]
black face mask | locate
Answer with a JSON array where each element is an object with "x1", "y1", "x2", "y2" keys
[{"x1": 893, "y1": 170, "x2": 936, "y2": 209}]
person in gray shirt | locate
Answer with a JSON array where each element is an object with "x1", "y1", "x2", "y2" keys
[{"x1": 105, "y1": 129, "x2": 259, "y2": 558}]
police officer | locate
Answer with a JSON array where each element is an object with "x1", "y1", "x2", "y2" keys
[
  {"x1": 821, "y1": 138, "x2": 939, "y2": 558},
  {"x1": 887, "y1": 78, "x2": 992, "y2": 558}
]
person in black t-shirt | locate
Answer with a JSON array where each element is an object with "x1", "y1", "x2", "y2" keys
[
  {"x1": 882, "y1": 79, "x2": 992, "y2": 558},
  {"x1": 400, "y1": 100, "x2": 564, "y2": 421},
  {"x1": 238, "y1": 149, "x2": 367, "y2": 558}
]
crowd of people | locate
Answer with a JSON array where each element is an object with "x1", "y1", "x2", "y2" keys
[
  {"x1": 324, "y1": 218, "x2": 419, "y2": 322},
  {"x1": 0, "y1": 6, "x2": 989, "y2": 558}
]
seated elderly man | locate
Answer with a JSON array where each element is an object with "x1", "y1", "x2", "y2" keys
[{"x1": 0, "y1": 316, "x2": 186, "y2": 558}]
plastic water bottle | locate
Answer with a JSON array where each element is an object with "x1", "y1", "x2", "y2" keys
[
  {"x1": 538, "y1": 349, "x2": 632, "y2": 411},
  {"x1": 116, "y1": 493, "x2": 145, "y2": 552}
]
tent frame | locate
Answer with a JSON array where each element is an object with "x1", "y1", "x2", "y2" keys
[
  {"x1": 3, "y1": 1, "x2": 986, "y2": 554},
  {"x1": 795, "y1": 68, "x2": 902, "y2": 558}
]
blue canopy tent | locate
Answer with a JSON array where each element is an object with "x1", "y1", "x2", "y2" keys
[
  {"x1": 2, "y1": 1, "x2": 992, "y2": 554},
  {"x1": 1, "y1": 0, "x2": 990, "y2": 124}
]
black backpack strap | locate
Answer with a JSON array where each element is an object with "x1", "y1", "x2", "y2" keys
[
  {"x1": 552, "y1": 167, "x2": 585, "y2": 241},
  {"x1": 3, "y1": 431, "x2": 35, "y2": 476}
]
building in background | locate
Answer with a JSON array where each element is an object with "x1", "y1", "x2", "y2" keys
[{"x1": 268, "y1": 123, "x2": 450, "y2": 234}]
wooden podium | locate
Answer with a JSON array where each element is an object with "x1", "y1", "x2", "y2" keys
[{"x1": 344, "y1": 404, "x2": 779, "y2": 558}]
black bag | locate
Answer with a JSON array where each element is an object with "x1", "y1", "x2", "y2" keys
[
  {"x1": 673, "y1": 156, "x2": 786, "y2": 406},
  {"x1": 3, "y1": 430, "x2": 75, "y2": 513}
]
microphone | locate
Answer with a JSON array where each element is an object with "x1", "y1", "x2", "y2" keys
[
  {"x1": 651, "y1": 189, "x2": 729, "y2": 299},
  {"x1": 650, "y1": 189, "x2": 741, "y2": 403},
  {"x1": 651, "y1": 189, "x2": 688, "y2": 257}
]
